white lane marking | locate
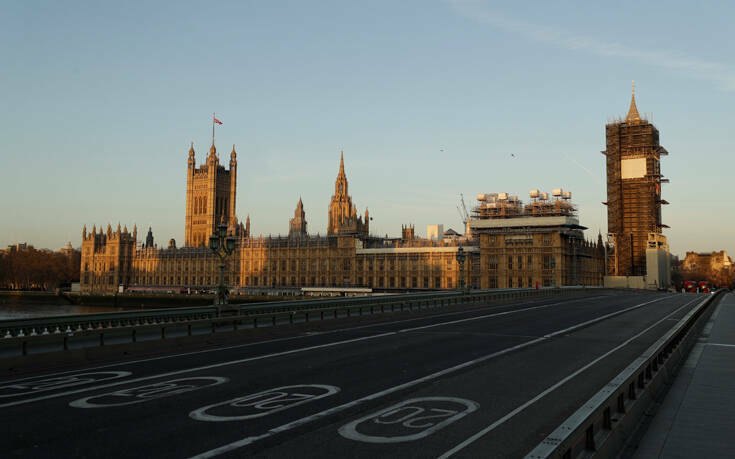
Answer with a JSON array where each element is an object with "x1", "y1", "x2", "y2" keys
[
  {"x1": 706, "y1": 343, "x2": 735, "y2": 348},
  {"x1": 190, "y1": 385, "x2": 340, "y2": 422},
  {"x1": 398, "y1": 296, "x2": 610, "y2": 333},
  {"x1": 0, "y1": 333, "x2": 391, "y2": 409},
  {"x1": 0, "y1": 371, "x2": 131, "y2": 399},
  {"x1": 1, "y1": 293, "x2": 614, "y2": 384},
  {"x1": 69, "y1": 377, "x2": 228, "y2": 408},
  {"x1": 339, "y1": 397, "x2": 478, "y2": 443},
  {"x1": 0, "y1": 293, "x2": 630, "y2": 408},
  {"x1": 188, "y1": 295, "x2": 678, "y2": 458},
  {"x1": 438, "y1": 296, "x2": 700, "y2": 458}
]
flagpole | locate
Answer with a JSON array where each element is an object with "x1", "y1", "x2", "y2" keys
[{"x1": 212, "y1": 112, "x2": 215, "y2": 145}]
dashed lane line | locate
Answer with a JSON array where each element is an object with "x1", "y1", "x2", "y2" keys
[
  {"x1": 437, "y1": 296, "x2": 699, "y2": 458},
  {"x1": 0, "y1": 293, "x2": 621, "y2": 384},
  {"x1": 188, "y1": 295, "x2": 679, "y2": 458},
  {"x1": 0, "y1": 294, "x2": 661, "y2": 408}
]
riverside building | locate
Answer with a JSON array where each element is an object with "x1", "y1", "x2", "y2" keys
[{"x1": 80, "y1": 143, "x2": 604, "y2": 295}]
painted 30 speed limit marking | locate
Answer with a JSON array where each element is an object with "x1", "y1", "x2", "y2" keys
[
  {"x1": 339, "y1": 397, "x2": 478, "y2": 443},
  {"x1": 69, "y1": 377, "x2": 228, "y2": 408},
  {"x1": 0, "y1": 371, "x2": 132, "y2": 399},
  {"x1": 190, "y1": 384, "x2": 340, "y2": 422}
]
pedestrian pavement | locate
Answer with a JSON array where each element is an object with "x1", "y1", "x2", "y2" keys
[{"x1": 632, "y1": 292, "x2": 735, "y2": 458}]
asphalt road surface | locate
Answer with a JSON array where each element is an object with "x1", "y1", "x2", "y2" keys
[{"x1": 0, "y1": 290, "x2": 704, "y2": 458}]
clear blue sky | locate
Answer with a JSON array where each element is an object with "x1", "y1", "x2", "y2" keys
[{"x1": 1, "y1": 1, "x2": 733, "y2": 257}]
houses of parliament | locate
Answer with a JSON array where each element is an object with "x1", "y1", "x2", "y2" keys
[{"x1": 80, "y1": 140, "x2": 605, "y2": 295}]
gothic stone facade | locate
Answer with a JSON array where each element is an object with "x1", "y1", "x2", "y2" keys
[{"x1": 80, "y1": 144, "x2": 603, "y2": 294}]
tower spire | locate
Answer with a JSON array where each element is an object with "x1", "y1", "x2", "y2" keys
[
  {"x1": 626, "y1": 80, "x2": 641, "y2": 123},
  {"x1": 339, "y1": 150, "x2": 345, "y2": 175}
]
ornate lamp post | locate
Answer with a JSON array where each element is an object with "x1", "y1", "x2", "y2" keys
[
  {"x1": 209, "y1": 223, "x2": 236, "y2": 311},
  {"x1": 455, "y1": 246, "x2": 467, "y2": 291}
]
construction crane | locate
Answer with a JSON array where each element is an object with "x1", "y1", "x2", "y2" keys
[{"x1": 457, "y1": 194, "x2": 470, "y2": 235}]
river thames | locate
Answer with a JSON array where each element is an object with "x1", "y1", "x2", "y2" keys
[{"x1": 0, "y1": 303, "x2": 137, "y2": 320}]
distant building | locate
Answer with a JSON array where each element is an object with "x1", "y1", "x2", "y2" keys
[
  {"x1": 5, "y1": 242, "x2": 32, "y2": 252},
  {"x1": 57, "y1": 242, "x2": 75, "y2": 257},
  {"x1": 442, "y1": 229, "x2": 463, "y2": 242},
  {"x1": 80, "y1": 141, "x2": 604, "y2": 294},
  {"x1": 427, "y1": 224, "x2": 444, "y2": 241},
  {"x1": 81, "y1": 149, "x2": 474, "y2": 294},
  {"x1": 681, "y1": 251, "x2": 732, "y2": 273},
  {"x1": 288, "y1": 198, "x2": 308, "y2": 239},
  {"x1": 469, "y1": 191, "x2": 604, "y2": 288}
]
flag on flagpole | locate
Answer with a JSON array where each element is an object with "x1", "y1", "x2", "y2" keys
[{"x1": 214, "y1": 118, "x2": 223, "y2": 125}]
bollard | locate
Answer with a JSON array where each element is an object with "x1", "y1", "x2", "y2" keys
[
  {"x1": 233, "y1": 320, "x2": 238, "y2": 331},
  {"x1": 132, "y1": 329, "x2": 137, "y2": 343},
  {"x1": 161, "y1": 327, "x2": 166, "y2": 339},
  {"x1": 211, "y1": 322, "x2": 216, "y2": 334},
  {"x1": 100, "y1": 333, "x2": 105, "y2": 346},
  {"x1": 253, "y1": 317, "x2": 257, "y2": 328},
  {"x1": 272, "y1": 315, "x2": 277, "y2": 326},
  {"x1": 320, "y1": 311, "x2": 324, "y2": 320},
  {"x1": 188, "y1": 324, "x2": 192, "y2": 336},
  {"x1": 22, "y1": 341, "x2": 28, "y2": 355},
  {"x1": 63, "y1": 336, "x2": 69, "y2": 351}
]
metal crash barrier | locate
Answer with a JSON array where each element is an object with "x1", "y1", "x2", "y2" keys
[{"x1": 0, "y1": 286, "x2": 598, "y2": 357}]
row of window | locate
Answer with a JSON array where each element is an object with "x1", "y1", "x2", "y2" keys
[
  {"x1": 124, "y1": 274, "x2": 482, "y2": 290},
  {"x1": 485, "y1": 235, "x2": 554, "y2": 246},
  {"x1": 485, "y1": 255, "x2": 557, "y2": 270}
]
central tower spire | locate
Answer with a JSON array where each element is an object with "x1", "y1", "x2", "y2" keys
[
  {"x1": 626, "y1": 81, "x2": 641, "y2": 123},
  {"x1": 335, "y1": 150, "x2": 348, "y2": 196}
]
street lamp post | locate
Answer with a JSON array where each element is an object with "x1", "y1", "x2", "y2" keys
[
  {"x1": 209, "y1": 223, "x2": 236, "y2": 312},
  {"x1": 455, "y1": 246, "x2": 467, "y2": 291}
]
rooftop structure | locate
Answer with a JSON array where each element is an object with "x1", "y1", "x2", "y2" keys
[{"x1": 471, "y1": 189, "x2": 577, "y2": 221}]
